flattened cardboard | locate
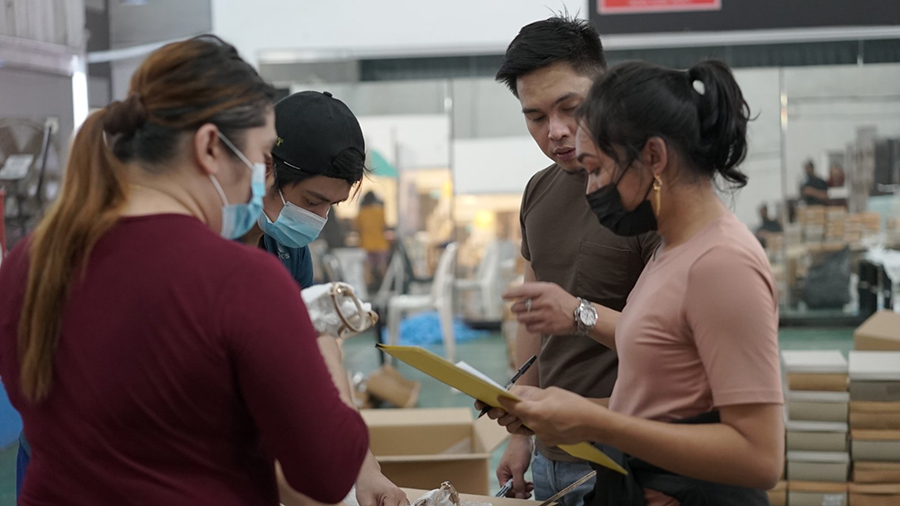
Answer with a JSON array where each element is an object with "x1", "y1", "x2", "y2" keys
[
  {"x1": 788, "y1": 481, "x2": 848, "y2": 506},
  {"x1": 853, "y1": 461, "x2": 900, "y2": 483},
  {"x1": 787, "y1": 400, "x2": 849, "y2": 423},
  {"x1": 851, "y1": 430, "x2": 900, "y2": 462},
  {"x1": 854, "y1": 311, "x2": 900, "y2": 351},
  {"x1": 848, "y1": 483, "x2": 900, "y2": 506},
  {"x1": 786, "y1": 373, "x2": 848, "y2": 392},
  {"x1": 767, "y1": 481, "x2": 786, "y2": 506},
  {"x1": 850, "y1": 402, "x2": 900, "y2": 430},
  {"x1": 782, "y1": 351, "x2": 848, "y2": 373},
  {"x1": 850, "y1": 381, "x2": 900, "y2": 402},
  {"x1": 849, "y1": 352, "x2": 900, "y2": 381},
  {"x1": 786, "y1": 452, "x2": 850, "y2": 482},
  {"x1": 785, "y1": 420, "x2": 848, "y2": 452}
]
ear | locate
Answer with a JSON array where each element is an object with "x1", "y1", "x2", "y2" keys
[
  {"x1": 193, "y1": 123, "x2": 224, "y2": 176},
  {"x1": 642, "y1": 136, "x2": 669, "y2": 178}
]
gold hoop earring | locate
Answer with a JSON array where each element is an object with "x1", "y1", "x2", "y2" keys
[{"x1": 653, "y1": 175, "x2": 663, "y2": 217}]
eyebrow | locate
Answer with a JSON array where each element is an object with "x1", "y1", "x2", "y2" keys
[
  {"x1": 308, "y1": 190, "x2": 345, "y2": 204},
  {"x1": 577, "y1": 153, "x2": 596, "y2": 164},
  {"x1": 521, "y1": 92, "x2": 581, "y2": 115}
]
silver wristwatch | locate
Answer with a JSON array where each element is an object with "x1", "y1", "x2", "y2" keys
[{"x1": 573, "y1": 297, "x2": 598, "y2": 337}]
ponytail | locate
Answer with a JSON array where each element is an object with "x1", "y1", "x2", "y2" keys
[
  {"x1": 577, "y1": 58, "x2": 751, "y2": 189},
  {"x1": 687, "y1": 60, "x2": 750, "y2": 187},
  {"x1": 16, "y1": 35, "x2": 275, "y2": 402},
  {"x1": 19, "y1": 108, "x2": 129, "y2": 402}
]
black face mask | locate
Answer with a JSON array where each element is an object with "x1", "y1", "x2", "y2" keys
[{"x1": 586, "y1": 174, "x2": 657, "y2": 237}]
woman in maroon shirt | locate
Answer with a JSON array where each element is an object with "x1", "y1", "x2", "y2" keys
[{"x1": 0, "y1": 35, "x2": 368, "y2": 506}]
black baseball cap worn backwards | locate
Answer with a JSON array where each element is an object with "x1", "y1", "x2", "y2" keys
[{"x1": 271, "y1": 90, "x2": 365, "y2": 175}]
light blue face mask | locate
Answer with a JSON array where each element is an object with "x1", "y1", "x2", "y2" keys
[
  {"x1": 257, "y1": 190, "x2": 327, "y2": 249},
  {"x1": 210, "y1": 133, "x2": 265, "y2": 239}
]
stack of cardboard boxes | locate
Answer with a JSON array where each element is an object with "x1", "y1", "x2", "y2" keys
[
  {"x1": 781, "y1": 350, "x2": 851, "y2": 506},
  {"x1": 845, "y1": 212, "x2": 882, "y2": 245},
  {"x1": 826, "y1": 207, "x2": 849, "y2": 245},
  {"x1": 799, "y1": 206, "x2": 827, "y2": 244},
  {"x1": 846, "y1": 311, "x2": 900, "y2": 505},
  {"x1": 848, "y1": 351, "x2": 900, "y2": 505}
]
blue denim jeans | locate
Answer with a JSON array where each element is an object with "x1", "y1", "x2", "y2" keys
[{"x1": 532, "y1": 451, "x2": 596, "y2": 506}]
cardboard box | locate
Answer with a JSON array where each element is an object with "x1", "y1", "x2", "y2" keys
[
  {"x1": 788, "y1": 481, "x2": 847, "y2": 506},
  {"x1": 848, "y1": 483, "x2": 900, "y2": 506},
  {"x1": 786, "y1": 390, "x2": 850, "y2": 423},
  {"x1": 767, "y1": 481, "x2": 787, "y2": 506},
  {"x1": 855, "y1": 312, "x2": 900, "y2": 352},
  {"x1": 787, "y1": 373, "x2": 850, "y2": 392},
  {"x1": 786, "y1": 451, "x2": 850, "y2": 482},
  {"x1": 783, "y1": 350, "x2": 849, "y2": 392},
  {"x1": 366, "y1": 366, "x2": 421, "y2": 408},
  {"x1": 850, "y1": 402, "x2": 900, "y2": 430},
  {"x1": 786, "y1": 421, "x2": 849, "y2": 452},
  {"x1": 362, "y1": 408, "x2": 508, "y2": 494},
  {"x1": 849, "y1": 352, "x2": 900, "y2": 382},
  {"x1": 851, "y1": 430, "x2": 900, "y2": 462},
  {"x1": 850, "y1": 381, "x2": 900, "y2": 402},
  {"x1": 853, "y1": 461, "x2": 900, "y2": 483}
]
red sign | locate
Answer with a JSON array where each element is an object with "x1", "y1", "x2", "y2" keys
[{"x1": 599, "y1": 0, "x2": 722, "y2": 15}]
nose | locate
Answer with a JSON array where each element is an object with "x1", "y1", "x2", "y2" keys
[{"x1": 548, "y1": 113, "x2": 569, "y2": 142}]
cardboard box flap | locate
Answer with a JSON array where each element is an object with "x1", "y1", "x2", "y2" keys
[
  {"x1": 786, "y1": 420, "x2": 849, "y2": 433},
  {"x1": 854, "y1": 311, "x2": 900, "y2": 351},
  {"x1": 473, "y1": 410, "x2": 510, "y2": 453},
  {"x1": 849, "y1": 352, "x2": 900, "y2": 381},
  {"x1": 851, "y1": 429, "x2": 900, "y2": 440},
  {"x1": 786, "y1": 451, "x2": 850, "y2": 463},
  {"x1": 789, "y1": 481, "x2": 849, "y2": 493},
  {"x1": 362, "y1": 408, "x2": 479, "y2": 457},
  {"x1": 786, "y1": 390, "x2": 851, "y2": 403},
  {"x1": 848, "y1": 483, "x2": 900, "y2": 494},
  {"x1": 782, "y1": 350, "x2": 848, "y2": 374},
  {"x1": 850, "y1": 401, "x2": 900, "y2": 413}
]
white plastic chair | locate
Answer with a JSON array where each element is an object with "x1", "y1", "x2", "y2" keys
[
  {"x1": 456, "y1": 240, "x2": 516, "y2": 323},
  {"x1": 386, "y1": 242, "x2": 458, "y2": 362}
]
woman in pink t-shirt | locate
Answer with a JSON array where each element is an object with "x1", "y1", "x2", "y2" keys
[{"x1": 493, "y1": 60, "x2": 784, "y2": 505}]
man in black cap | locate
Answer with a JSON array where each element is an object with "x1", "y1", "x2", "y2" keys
[
  {"x1": 242, "y1": 90, "x2": 367, "y2": 286},
  {"x1": 244, "y1": 91, "x2": 405, "y2": 506}
]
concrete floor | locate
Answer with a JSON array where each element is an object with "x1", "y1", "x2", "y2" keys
[{"x1": 0, "y1": 327, "x2": 855, "y2": 504}]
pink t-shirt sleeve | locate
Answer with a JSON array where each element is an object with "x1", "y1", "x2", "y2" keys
[{"x1": 685, "y1": 245, "x2": 783, "y2": 408}]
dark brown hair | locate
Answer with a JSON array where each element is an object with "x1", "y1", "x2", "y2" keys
[{"x1": 18, "y1": 35, "x2": 276, "y2": 402}]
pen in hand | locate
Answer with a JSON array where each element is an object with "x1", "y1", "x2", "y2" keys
[{"x1": 477, "y1": 354, "x2": 537, "y2": 419}]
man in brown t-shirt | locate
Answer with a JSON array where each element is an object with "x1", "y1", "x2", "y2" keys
[{"x1": 488, "y1": 16, "x2": 659, "y2": 504}]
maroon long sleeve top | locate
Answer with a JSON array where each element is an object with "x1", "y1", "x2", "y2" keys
[{"x1": 0, "y1": 214, "x2": 368, "y2": 505}]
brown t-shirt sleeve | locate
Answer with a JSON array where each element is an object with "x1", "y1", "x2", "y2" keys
[
  {"x1": 684, "y1": 245, "x2": 783, "y2": 408},
  {"x1": 519, "y1": 178, "x2": 534, "y2": 262},
  {"x1": 637, "y1": 231, "x2": 662, "y2": 265}
]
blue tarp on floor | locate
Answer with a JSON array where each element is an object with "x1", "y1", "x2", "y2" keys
[{"x1": 383, "y1": 311, "x2": 490, "y2": 346}]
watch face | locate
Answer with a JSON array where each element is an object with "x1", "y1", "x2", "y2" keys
[{"x1": 580, "y1": 306, "x2": 598, "y2": 327}]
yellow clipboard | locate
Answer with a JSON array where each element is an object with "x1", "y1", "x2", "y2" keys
[{"x1": 376, "y1": 343, "x2": 627, "y2": 475}]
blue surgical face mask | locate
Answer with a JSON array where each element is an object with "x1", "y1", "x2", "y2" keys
[
  {"x1": 210, "y1": 133, "x2": 265, "y2": 239},
  {"x1": 257, "y1": 190, "x2": 327, "y2": 248}
]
